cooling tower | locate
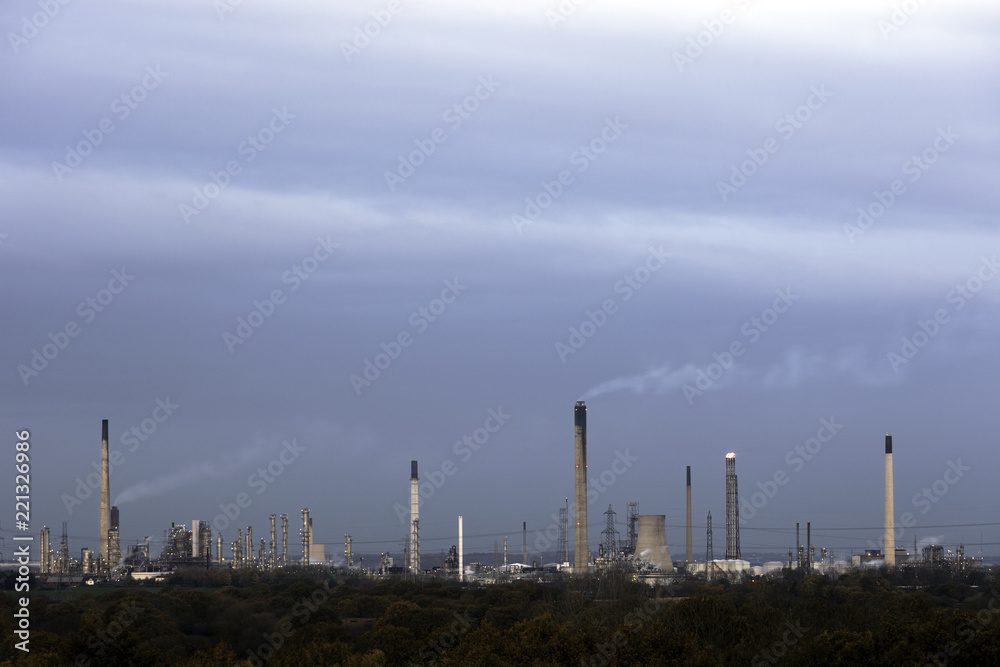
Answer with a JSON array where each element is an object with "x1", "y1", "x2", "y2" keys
[{"x1": 635, "y1": 514, "x2": 674, "y2": 573}]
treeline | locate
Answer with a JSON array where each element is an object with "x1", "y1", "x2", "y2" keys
[{"x1": 2, "y1": 567, "x2": 999, "y2": 665}]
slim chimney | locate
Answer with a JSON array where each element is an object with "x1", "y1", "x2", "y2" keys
[
  {"x1": 796, "y1": 522, "x2": 801, "y2": 568},
  {"x1": 301, "y1": 508, "x2": 310, "y2": 566},
  {"x1": 281, "y1": 514, "x2": 288, "y2": 566},
  {"x1": 725, "y1": 453, "x2": 740, "y2": 560},
  {"x1": 686, "y1": 466, "x2": 693, "y2": 563},
  {"x1": 458, "y1": 515, "x2": 464, "y2": 582},
  {"x1": 270, "y1": 514, "x2": 277, "y2": 569},
  {"x1": 806, "y1": 521, "x2": 811, "y2": 572},
  {"x1": 522, "y1": 521, "x2": 527, "y2": 564},
  {"x1": 100, "y1": 419, "x2": 110, "y2": 570},
  {"x1": 410, "y1": 461, "x2": 420, "y2": 573},
  {"x1": 885, "y1": 434, "x2": 895, "y2": 566},
  {"x1": 574, "y1": 401, "x2": 588, "y2": 571}
]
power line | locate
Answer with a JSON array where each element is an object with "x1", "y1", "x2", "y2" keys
[
  {"x1": 806, "y1": 522, "x2": 1000, "y2": 531},
  {"x1": 743, "y1": 522, "x2": 1000, "y2": 532}
]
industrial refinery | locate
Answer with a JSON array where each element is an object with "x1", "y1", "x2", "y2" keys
[{"x1": 20, "y1": 401, "x2": 984, "y2": 586}]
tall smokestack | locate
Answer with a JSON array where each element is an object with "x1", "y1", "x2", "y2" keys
[
  {"x1": 685, "y1": 466, "x2": 693, "y2": 563},
  {"x1": 458, "y1": 515, "x2": 464, "y2": 582},
  {"x1": 100, "y1": 419, "x2": 110, "y2": 570},
  {"x1": 885, "y1": 434, "x2": 895, "y2": 566},
  {"x1": 302, "y1": 508, "x2": 310, "y2": 566},
  {"x1": 270, "y1": 515, "x2": 276, "y2": 569},
  {"x1": 574, "y1": 401, "x2": 588, "y2": 571},
  {"x1": 281, "y1": 514, "x2": 288, "y2": 566},
  {"x1": 807, "y1": 521, "x2": 811, "y2": 572},
  {"x1": 410, "y1": 461, "x2": 420, "y2": 573},
  {"x1": 725, "y1": 453, "x2": 740, "y2": 560},
  {"x1": 522, "y1": 521, "x2": 526, "y2": 564}
]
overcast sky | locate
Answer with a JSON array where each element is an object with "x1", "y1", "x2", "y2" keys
[{"x1": 2, "y1": 0, "x2": 998, "y2": 566}]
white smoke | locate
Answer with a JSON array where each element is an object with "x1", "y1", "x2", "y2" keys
[
  {"x1": 916, "y1": 535, "x2": 945, "y2": 551},
  {"x1": 758, "y1": 346, "x2": 900, "y2": 389},
  {"x1": 113, "y1": 438, "x2": 274, "y2": 505},
  {"x1": 579, "y1": 346, "x2": 898, "y2": 401},
  {"x1": 579, "y1": 363, "x2": 702, "y2": 400},
  {"x1": 113, "y1": 461, "x2": 224, "y2": 505}
]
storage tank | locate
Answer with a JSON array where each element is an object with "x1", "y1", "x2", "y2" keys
[{"x1": 763, "y1": 561, "x2": 784, "y2": 575}]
